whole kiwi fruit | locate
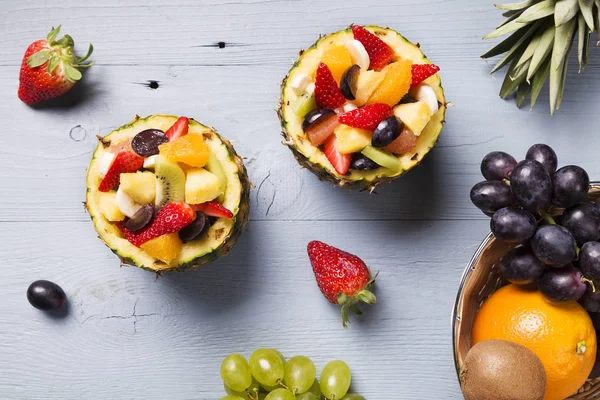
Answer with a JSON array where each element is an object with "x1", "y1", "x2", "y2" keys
[{"x1": 460, "y1": 340, "x2": 546, "y2": 400}]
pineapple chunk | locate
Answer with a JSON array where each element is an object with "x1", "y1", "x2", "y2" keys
[
  {"x1": 393, "y1": 101, "x2": 434, "y2": 136},
  {"x1": 334, "y1": 124, "x2": 372, "y2": 154},
  {"x1": 140, "y1": 233, "x2": 182, "y2": 264},
  {"x1": 98, "y1": 191, "x2": 126, "y2": 222},
  {"x1": 354, "y1": 70, "x2": 386, "y2": 106},
  {"x1": 185, "y1": 168, "x2": 223, "y2": 204},
  {"x1": 119, "y1": 171, "x2": 156, "y2": 205}
]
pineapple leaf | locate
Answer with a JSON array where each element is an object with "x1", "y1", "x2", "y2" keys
[
  {"x1": 556, "y1": 50, "x2": 570, "y2": 111},
  {"x1": 578, "y1": 0, "x2": 595, "y2": 30},
  {"x1": 555, "y1": 0, "x2": 580, "y2": 26},
  {"x1": 484, "y1": 18, "x2": 532, "y2": 39},
  {"x1": 499, "y1": 10, "x2": 526, "y2": 27},
  {"x1": 516, "y1": 0, "x2": 556, "y2": 23},
  {"x1": 528, "y1": 24, "x2": 555, "y2": 80},
  {"x1": 500, "y1": 58, "x2": 531, "y2": 98},
  {"x1": 517, "y1": 81, "x2": 533, "y2": 107},
  {"x1": 550, "y1": 17, "x2": 576, "y2": 113},
  {"x1": 489, "y1": 21, "x2": 543, "y2": 73},
  {"x1": 578, "y1": 14, "x2": 590, "y2": 71},
  {"x1": 516, "y1": 31, "x2": 543, "y2": 67},
  {"x1": 531, "y1": 58, "x2": 551, "y2": 109},
  {"x1": 483, "y1": 21, "x2": 542, "y2": 59},
  {"x1": 496, "y1": 0, "x2": 543, "y2": 11},
  {"x1": 503, "y1": 9, "x2": 522, "y2": 17}
]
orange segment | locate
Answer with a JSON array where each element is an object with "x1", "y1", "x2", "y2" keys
[
  {"x1": 472, "y1": 284, "x2": 596, "y2": 400},
  {"x1": 367, "y1": 59, "x2": 412, "y2": 107},
  {"x1": 140, "y1": 233, "x2": 183, "y2": 264},
  {"x1": 321, "y1": 45, "x2": 353, "y2": 84},
  {"x1": 158, "y1": 133, "x2": 209, "y2": 167}
]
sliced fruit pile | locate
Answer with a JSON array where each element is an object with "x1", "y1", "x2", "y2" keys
[
  {"x1": 86, "y1": 115, "x2": 250, "y2": 272},
  {"x1": 279, "y1": 25, "x2": 446, "y2": 190},
  {"x1": 219, "y1": 349, "x2": 364, "y2": 400}
]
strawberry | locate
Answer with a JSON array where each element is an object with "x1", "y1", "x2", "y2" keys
[
  {"x1": 191, "y1": 201, "x2": 234, "y2": 218},
  {"x1": 323, "y1": 135, "x2": 352, "y2": 175},
  {"x1": 307, "y1": 241, "x2": 377, "y2": 328},
  {"x1": 18, "y1": 26, "x2": 93, "y2": 105},
  {"x1": 411, "y1": 63, "x2": 440, "y2": 88},
  {"x1": 315, "y1": 63, "x2": 346, "y2": 109},
  {"x1": 352, "y1": 25, "x2": 394, "y2": 71},
  {"x1": 98, "y1": 151, "x2": 144, "y2": 192},
  {"x1": 165, "y1": 116, "x2": 189, "y2": 141},
  {"x1": 338, "y1": 103, "x2": 393, "y2": 131},
  {"x1": 119, "y1": 201, "x2": 196, "y2": 247}
]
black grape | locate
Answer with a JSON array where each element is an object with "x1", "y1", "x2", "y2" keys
[
  {"x1": 470, "y1": 181, "x2": 513, "y2": 214},
  {"x1": 490, "y1": 207, "x2": 537, "y2": 244},
  {"x1": 499, "y1": 246, "x2": 545, "y2": 284},
  {"x1": 552, "y1": 165, "x2": 590, "y2": 208},
  {"x1": 560, "y1": 203, "x2": 600, "y2": 245},
  {"x1": 525, "y1": 144, "x2": 558, "y2": 175},
  {"x1": 579, "y1": 241, "x2": 600, "y2": 281},
  {"x1": 531, "y1": 225, "x2": 577, "y2": 268},
  {"x1": 480, "y1": 151, "x2": 517, "y2": 181},
  {"x1": 510, "y1": 160, "x2": 553, "y2": 212},
  {"x1": 538, "y1": 266, "x2": 586, "y2": 304}
]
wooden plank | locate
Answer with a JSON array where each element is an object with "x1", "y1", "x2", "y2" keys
[{"x1": 0, "y1": 219, "x2": 476, "y2": 399}]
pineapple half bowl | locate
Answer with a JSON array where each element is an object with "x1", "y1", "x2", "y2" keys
[
  {"x1": 278, "y1": 25, "x2": 447, "y2": 191},
  {"x1": 85, "y1": 114, "x2": 250, "y2": 273}
]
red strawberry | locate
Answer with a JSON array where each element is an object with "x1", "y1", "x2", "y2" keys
[
  {"x1": 307, "y1": 241, "x2": 377, "y2": 328},
  {"x1": 352, "y1": 25, "x2": 394, "y2": 71},
  {"x1": 411, "y1": 64, "x2": 440, "y2": 88},
  {"x1": 18, "y1": 25, "x2": 93, "y2": 105},
  {"x1": 191, "y1": 201, "x2": 234, "y2": 218},
  {"x1": 323, "y1": 135, "x2": 352, "y2": 175},
  {"x1": 98, "y1": 151, "x2": 144, "y2": 192},
  {"x1": 338, "y1": 103, "x2": 393, "y2": 131},
  {"x1": 165, "y1": 117, "x2": 189, "y2": 141},
  {"x1": 315, "y1": 63, "x2": 346, "y2": 109},
  {"x1": 119, "y1": 202, "x2": 196, "y2": 247}
]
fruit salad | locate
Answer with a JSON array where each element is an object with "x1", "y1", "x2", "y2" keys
[
  {"x1": 279, "y1": 25, "x2": 446, "y2": 190},
  {"x1": 85, "y1": 115, "x2": 250, "y2": 272}
]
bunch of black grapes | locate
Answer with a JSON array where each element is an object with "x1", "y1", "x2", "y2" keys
[{"x1": 471, "y1": 144, "x2": 600, "y2": 309}]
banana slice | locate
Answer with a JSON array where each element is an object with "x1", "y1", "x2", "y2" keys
[
  {"x1": 289, "y1": 73, "x2": 312, "y2": 96},
  {"x1": 143, "y1": 155, "x2": 158, "y2": 170},
  {"x1": 116, "y1": 187, "x2": 142, "y2": 218},
  {"x1": 345, "y1": 40, "x2": 370, "y2": 70},
  {"x1": 99, "y1": 152, "x2": 116, "y2": 177},
  {"x1": 411, "y1": 84, "x2": 439, "y2": 114}
]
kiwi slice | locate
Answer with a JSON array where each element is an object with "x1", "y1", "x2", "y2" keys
[
  {"x1": 205, "y1": 152, "x2": 227, "y2": 203},
  {"x1": 291, "y1": 91, "x2": 317, "y2": 117},
  {"x1": 361, "y1": 146, "x2": 401, "y2": 171},
  {"x1": 154, "y1": 155, "x2": 186, "y2": 207}
]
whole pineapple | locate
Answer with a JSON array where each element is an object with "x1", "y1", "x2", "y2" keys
[{"x1": 483, "y1": 0, "x2": 600, "y2": 114}]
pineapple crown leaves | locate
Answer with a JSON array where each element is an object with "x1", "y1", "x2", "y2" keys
[
  {"x1": 27, "y1": 25, "x2": 94, "y2": 82},
  {"x1": 337, "y1": 270, "x2": 379, "y2": 329},
  {"x1": 483, "y1": 0, "x2": 600, "y2": 114}
]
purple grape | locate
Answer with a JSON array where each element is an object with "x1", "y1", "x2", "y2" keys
[
  {"x1": 509, "y1": 160, "x2": 553, "y2": 212},
  {"x1": 580, "y1": 284, "x2": 600, "y2": 313},
  {"x1": 499, "y1": 246, "x2": 545, "y2": 284},
  {"x1": 480, "y1": 151, "x2": 517, "y2": 181},
  {"x1": 579, "y1": 242, "x2": 600, "y2": 281},
  {"x1": 470, "y1": 181, "x2": 513, "y2": 213},
  {"x1": 552, "y1": 165, "x2": 589, "y2": 208},
  {"x1": 525, "y1": 144, "x2": 558, "y2": 175},
  {"x1": 531, "y1": 225, "x2": 577, "y2": 268},
  {"x1": 560, "y1": 203, "x2": 600, "y2": 245},
  {"x1": 538, "y1": 266, "x2": 586, "y2": 304},
  {"x1": 490, "y1": 207, "x2": 536, "y2": 244}
]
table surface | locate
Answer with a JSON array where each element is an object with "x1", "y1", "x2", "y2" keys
[{"x1": 2, "y1": 0, "x2": 600, "y2": 399}]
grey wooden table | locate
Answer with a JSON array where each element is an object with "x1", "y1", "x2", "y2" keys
[{"x1": 1, "y1": 0, "x2": 600, "y2": 399}]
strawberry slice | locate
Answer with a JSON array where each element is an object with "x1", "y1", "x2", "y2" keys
[
  {"x1": 352, "y1": 25, "x2": 394, "y2": 71},
  {"x1": 324, "y1": 135, "x2": 351, "y2": 175},
  {"x1": 410, "y1": 64, "x2": 440, "y2": 88},
  {"x1": 165, "y1": 116, "x2": 189, "y2": 142},
  {"x1": 191, "y1": 201, "x2": 234, "y2": 219},
  {"x1": 98, "y1": 150, "x2": 144, "y2": 192},
  {"x1": 338, "y1": 103, "x2": 393, "y2": 131},
  {"x1": 315, "y1": 63, "x2": 346, "y2": 109},
  {"x1": 118, "y1": 201, "x2": 196, "y2": 247}
]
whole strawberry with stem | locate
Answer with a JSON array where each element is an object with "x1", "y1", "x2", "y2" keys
[
  {"x1": 307, "y1": 240, "x2": 377, "y2": 328},
  {"x1": 18, "y1": 25, "x2": 93, "y2": 105}
]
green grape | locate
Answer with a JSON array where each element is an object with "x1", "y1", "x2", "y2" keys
[
  {"x1": 296, "y1": 393, "x2": 317, "y2": 400},
  {"x1": 264, "y1": 388, "x2": 296, "y2": 400},
  {"x1": 258, "y1": 394, "x2": 268, "y2": 400},
  {"x1": 271, "y1": 349, "x2": 286, "y2": 364},
  {"x1": 224, "y1": 378, "x2": 260, "y2": 399},
  {"x1": 305, "y1": 379, "x2": 321, "y2": 397},
  {"x1": 283, "y1": 355, "x2": 316, "y2": 394},
  {"x1": 341, "y1": 395, "x2": 365, "y2": 400},
  {"x1": 219, "y1": 396, "x2": 245, "y2": 400},
  {"x1": 221, "y1": 353, "x2": 253, "y2": 392},
  {"x1": 320, "y1": 360, "x2": 351, "y2": 400},
  {"x1": 261, "y1": 382, "x2": 284, "y2": 392},
  {"x1": 249, "y1": 348, "x2": 285, "y2": 386}
]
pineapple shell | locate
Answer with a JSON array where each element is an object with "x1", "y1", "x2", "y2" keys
[
  {"x1": 85, "y1": 114, "x2": 251, "y2": 273},
  {"x1": 278, "y1": 25, "x2": 447, "y2": 191}
]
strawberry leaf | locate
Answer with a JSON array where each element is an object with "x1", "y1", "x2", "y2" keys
[
  {"x1": 46, "y1": 25, "x2": 61, "y2": 44},
  {"x1": 76, "y1": 43, "x2": 94, "y2": 64},
  {"x1": 27, "y1": 50, "x2": 52, "y2": 68},
  {"x1": 46, "y1": 56, "x2": 60, "y2": 74},
  {"x1": 64, "y1": 64, "x2": 82, "y2": 81}
]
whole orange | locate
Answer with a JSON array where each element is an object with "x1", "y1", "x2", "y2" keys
[{"x1": 472, "y1": 284, "x2": 596, "y2": 400}]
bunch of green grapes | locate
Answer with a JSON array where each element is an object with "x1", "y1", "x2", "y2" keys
[{"x1": 219, "y1": 349, "x2": 365, "y2": 400}]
